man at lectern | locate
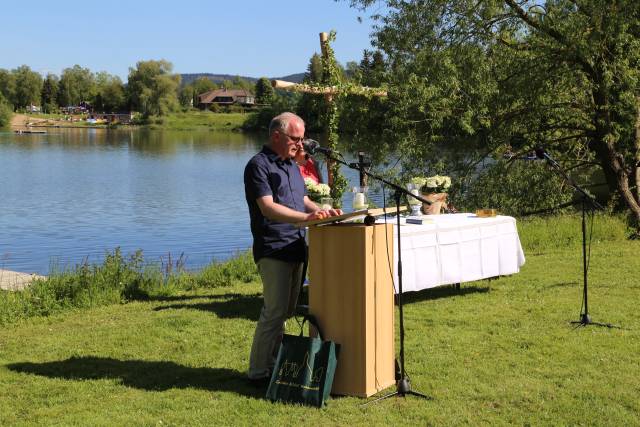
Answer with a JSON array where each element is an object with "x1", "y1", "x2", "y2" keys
[{"x1": 243, "y1": 112, "x2": 342, "y2": 385}]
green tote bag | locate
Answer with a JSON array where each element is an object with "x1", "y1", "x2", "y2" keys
[{"x1": 266, "y1": 315, "x2": 340, "y2": 407}]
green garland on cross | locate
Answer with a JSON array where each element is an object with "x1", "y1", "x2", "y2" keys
[{"x1": 320, "y1": 31, "x2": 348, "y2": 206}]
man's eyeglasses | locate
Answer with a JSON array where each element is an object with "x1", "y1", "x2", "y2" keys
[{"x1": 281, "y1": 131, "x2": 305, "y2": 144}]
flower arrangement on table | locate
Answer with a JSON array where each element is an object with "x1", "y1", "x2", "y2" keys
[
  {"x1": 410, "y1": 175, "x2": 452, "y2": 215},
  {"x1": 304, "y1": 178, "x2": 331, "y2": 203},
  {"x1": 410, "y1": 175, "x2": 452, "y2": 194}
]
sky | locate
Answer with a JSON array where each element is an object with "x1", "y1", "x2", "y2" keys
[{"x1": 0, "y1": 0, "x2": 379, "y2": 80}]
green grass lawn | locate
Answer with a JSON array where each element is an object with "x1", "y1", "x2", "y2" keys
[
  {"x1": 150, "y1": 111, "x2": 248, "y2": 131},
  {"x1": 1, "y1": 216, "x2": 639, "y2": 425}
]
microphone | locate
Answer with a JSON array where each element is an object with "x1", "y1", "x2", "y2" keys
[
  {"x1": 535, "y1": 146, "x2": 561, "y2": 169},
  {"x1": 302, "y1": 138, "x2": 335, "y2": 156}
]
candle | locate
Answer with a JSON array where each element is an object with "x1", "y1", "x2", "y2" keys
[{"x1": 353, "y1": 192, "x2": 366, "y2": 209}]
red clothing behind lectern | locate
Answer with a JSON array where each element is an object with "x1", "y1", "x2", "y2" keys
[{"x1": 298, "y1": 157, "x2": 322, "y2": 184}]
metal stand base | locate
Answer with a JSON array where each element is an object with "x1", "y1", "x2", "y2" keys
[
  {"x1": 571, "y1": 313, "x2": 620, "y2": 329},
  {"x1": 363, "y1": 376, "x2": 430, "y2": 406}
]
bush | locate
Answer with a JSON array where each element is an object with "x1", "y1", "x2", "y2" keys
[
  {"x1": 0, "y1": 249, "x2": 155, "y2": 324},
  {"x1": 459, "y1": 160, "x2": 573, "y2": 216},
  {"x1": 0, "y1": 249, "x2": 259, "y2": 325}
]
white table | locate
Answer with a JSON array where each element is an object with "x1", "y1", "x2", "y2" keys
[{"x1": 380, "y1": 213, "x2": 526, "y2": 293}]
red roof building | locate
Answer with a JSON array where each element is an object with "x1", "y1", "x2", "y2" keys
[{"x1": 197, "y1": 88, "x2": 255, "y2": 108}]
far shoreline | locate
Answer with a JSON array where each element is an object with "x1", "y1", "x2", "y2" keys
[{"x1": 9, "y1": 111, "x2": 250, "y2": 132}]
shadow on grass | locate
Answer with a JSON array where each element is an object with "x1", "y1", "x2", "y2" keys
[
  {"x1": 544, "y1": 281, "x2": 578, "y2": 289},
  {"x1": 154, "y1": 293, "x2": 263, "y2": 321},
  {"x1": 143, "y1": 294, "x2": 216, "y2": 302},
  {"x1": 402, "y1": 284, "x2": 490, "y2": 305},
  {"x1": 7, "y1": 356, "x2": 266, "y2": 398}
]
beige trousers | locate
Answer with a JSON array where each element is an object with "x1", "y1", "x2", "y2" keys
[{"x1": 248, "y1": 257, "x2": 303, "y2": 379}]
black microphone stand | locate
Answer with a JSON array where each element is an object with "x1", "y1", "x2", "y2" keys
[
  {"x1": 317, "y1": 149, "x2": 430, "y2": 402},
  {"x1": 536, "y1": 149, "x2": 618, "y2": 328}
]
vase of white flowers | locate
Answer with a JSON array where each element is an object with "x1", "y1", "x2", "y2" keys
[
  {"x1": 304, "y1": 178, "x2": 331, "y2": 204},
  {"x1": 410, "y1": 175, "x2": 451, "y2": 215}
]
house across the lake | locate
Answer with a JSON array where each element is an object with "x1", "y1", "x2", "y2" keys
[
  {"x1": 61, "y1": 101, "x2": 92, "y2": 115},
  {"x1": 197, "y1": 88, "x2": 255, "y2": 109}
]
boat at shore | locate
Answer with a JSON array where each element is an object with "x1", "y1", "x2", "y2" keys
[{"x1": 14, "y1": 129, "x2": 47, "y2": 134}]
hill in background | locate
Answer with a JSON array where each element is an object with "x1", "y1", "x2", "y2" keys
[{"x1": 180, "y1": 72, "x2": 305, "y2": 86}]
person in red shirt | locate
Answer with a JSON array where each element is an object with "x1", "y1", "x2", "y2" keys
[{"x1": 294, "y1": 144, "x2": 323, "y2": 184}]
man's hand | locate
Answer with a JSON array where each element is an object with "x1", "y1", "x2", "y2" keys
[
  {"x1": 304, "y1": 208, "x2": 344, "y2": 221},
  {"x1": 305, "y1": 210, "x2": 329, "y2": 221}
]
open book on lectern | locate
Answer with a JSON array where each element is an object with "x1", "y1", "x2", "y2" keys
[{"x1": 295, "y1": 205, "x2": 407, "y2": 228}]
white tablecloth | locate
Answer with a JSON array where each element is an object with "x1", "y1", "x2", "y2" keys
[{"x1": 380, "y1": 213, "x2": 526, "y2": 293}]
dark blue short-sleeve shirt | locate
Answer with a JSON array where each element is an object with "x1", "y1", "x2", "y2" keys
[{"x1": 244, "y1": 145, "x2": 307, "y2": 263}]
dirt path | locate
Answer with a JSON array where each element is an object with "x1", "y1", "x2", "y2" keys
[{"x1": 10, "y1": 113, "x2": 49, "y2": 129}]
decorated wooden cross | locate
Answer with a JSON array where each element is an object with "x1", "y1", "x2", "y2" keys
[{"x1": 271, "y1": 32, "x2": 387, "y2": 190}]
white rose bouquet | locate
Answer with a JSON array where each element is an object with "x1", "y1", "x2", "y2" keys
[
  {"x1": 304, "y1": 178, "x2": 331, "y2": 202},
  {"x1": 411, "y1": 175, "x2": 451, "y2": 194}
]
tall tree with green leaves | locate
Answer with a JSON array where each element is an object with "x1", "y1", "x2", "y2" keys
[
  {"x1": 57, "y1": 65, "x2": 96, "y2": 107},
  {"x1": 127, "y1": 60, "x2": 180, "y2": 117},
  {"x1": 12, "y1": 65, "x2": 43, "y2": 109},
  {"x1": 254, "y1": 77, "x2": 274, "y2": 105},
  {"x1": 41, "y1": 74, "x2": 59, "y2": 113},
  {"x1": 93, "y1": 72, "x2": 126, "y2": 112},
  {"x1": 346, "y1": 0, "x2": 640, "y2": 229},
  {"x1": 297, "y1": 53, "x2": 325, "y2": 132},
  {"x1": 305, "y1": 53, "x2": 323, "y2": 83},
  {"x1": 0, "y1": 93, "x2": 12, "y2": 127},
  {"x1": 0, "y1": 69, "x2": 16, "y2": 109}
]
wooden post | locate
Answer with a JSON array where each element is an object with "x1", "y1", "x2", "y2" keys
[{"x1": 358, "y1": 152, "x2": 370, "y2": 187}]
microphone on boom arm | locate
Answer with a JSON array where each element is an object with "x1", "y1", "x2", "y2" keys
[
  {"x1": 302, "y1": 139, "x2": 336, "y2": 156},
  {"x1": 535, "y1": 146, "x2": 561, "y2": 169}
]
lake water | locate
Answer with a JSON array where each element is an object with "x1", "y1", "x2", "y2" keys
[{"x1": 0, "y1": 128, "x2": 375, "y2": 275}]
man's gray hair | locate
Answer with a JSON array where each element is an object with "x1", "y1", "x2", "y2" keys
[{"x1": 269, "y1": 112, "x2": 304, "y2": 136}]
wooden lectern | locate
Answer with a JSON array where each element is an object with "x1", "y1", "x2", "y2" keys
[{"x1": 306, "y1": 218, "x2": 395, "y2": 397}]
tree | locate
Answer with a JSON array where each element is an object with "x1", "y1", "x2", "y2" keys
[
  {"x1": 346, "y1": 0, "x2": 640, "y2": 229},
  {"x1": 94, "y1": 72, "x2": 126, "y2": 112},
  {"x1": 304, "y1": 53, "x2": 323, "y2": 83},
  {"x1": 338, "y1": 49, "x2": 390, "y2": 153},
  {"x1": 296, "y1": 53, "x2": 326, "y2": 132},
  {"x1": 219, "y1": 76, "x2": 253, "y2": 91},
  {"x1": 12, "y1": 65, "x2": 42, "y2": 109},
  {"x1": 254, "y1": 77, "x2": 274, "y2": 105},
  {"x1": 0, "y1": 93, "x2": 12, "y2": 127},
  {"x1": 41, "y1": 73, "x2": 59, "y2": 113},
  {"x1": 127, "y1": 60, "x2": 180, "y2": 116},
  {"x1": 0, "y1": 69, "x2": 16, "y2": 109},
  {"x1": 58, "y1": 65, "x2": 95, "y2": 107},
  {"x1": 360, "y1": 50, "x2": 386, "y2": 87}
]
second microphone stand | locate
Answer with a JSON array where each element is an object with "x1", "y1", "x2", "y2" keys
[
  {"x1": 537, "y1": 149, "x2": 618, "y2": 328},
  {"x1": 320, "y1": 150, "x2": 430, "y2": 402}
]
